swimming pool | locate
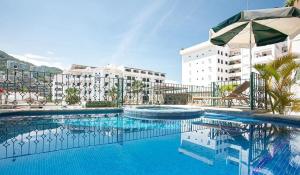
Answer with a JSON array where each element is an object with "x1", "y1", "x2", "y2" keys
[{"x1": 0, "y1": 111, "x2": 300, "y2": 175}]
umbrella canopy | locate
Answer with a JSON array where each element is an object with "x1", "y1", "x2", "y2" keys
[{"x1": 210, "y1": 7, "x2": 300, "y2": 48}]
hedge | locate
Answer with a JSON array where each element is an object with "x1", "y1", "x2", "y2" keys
[{"x1": 85, "y1": 101, "x2": 117, "y2": 108}]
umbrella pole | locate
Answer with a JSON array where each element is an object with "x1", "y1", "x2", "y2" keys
[{"x1": 249, "y1": 20, "x2": 254, "y2": 110}]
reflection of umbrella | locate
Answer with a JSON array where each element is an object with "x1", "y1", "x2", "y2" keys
[{"x1": 210, "y1": 7, "x2": 300, "y2": 109}]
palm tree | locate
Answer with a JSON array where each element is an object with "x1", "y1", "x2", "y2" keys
[
  {"x1": 108, "y1": 86, "x2": 118, "y2": 102},
  {"x1": 131, "y1": 80, "x2": 144, "y2": 104},
  {"x1": 285, "y1": 0, "x2": 299, "y2": 7},
  {"x1": 254, "y1": 54, "x2": 300, "y2": 114},
  {"x1": 65, "y1": 88, "x2": 80, "y2": 105}
]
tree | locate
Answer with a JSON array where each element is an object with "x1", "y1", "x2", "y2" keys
[
  {"x1": 218, "y1": 84, "x2": 238, "y2": 96},
  {"x1": 132, "y1": 80, "x2": 144, "y2": 93},
  {"x1": 65, "y1": 88, "x2": 80, "y2": 105},
  {"x1": 254, "y1": 54, "x2": 300, "y2": 114},
  {"x1": 285, "y1": 0, "x2": 299, "y2": 7},
  {"x1": 131, "y1": 80, "x2": 144, "y2": 104},
  {"x1": 108, "y1": 86, "x2": 118, "y2": 102}
]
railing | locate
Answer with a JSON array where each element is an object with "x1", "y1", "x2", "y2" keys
[
  {"x1": 0, "y1": 113, "x2": 204, "y2": 160},
  {"x1": 0, "y1": 69, "x2": 265, "y2": 109}
]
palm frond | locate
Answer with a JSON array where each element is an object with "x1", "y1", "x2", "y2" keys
[{"x1": 285, "y1": 0, "x2": 299, "y2": 7}]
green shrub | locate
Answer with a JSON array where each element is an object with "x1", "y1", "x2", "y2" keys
[
  {"x1": 85, "y1": 101, "x2": 116, "y2": 108},
  {"x1": 65, "y1": 88, "x2": 80, "y2": 105}
]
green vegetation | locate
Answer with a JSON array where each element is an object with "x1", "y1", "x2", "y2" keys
[
  {"x1": 65, "y1": 88, "x2": 80, "y2": 105},
  {"x1": 0, "y1": 50, "x2": 62, "y2": 73},
  {"x1": 86, "y1": 101, "x2": 116, "y2": 108},
  {"x1": 218, "y1": 84, "x2": 238, "y2": 96},
  {"x1": 108, "y1": 86, "x2": 118, "y2": 102},
  {"x1": 132, "y1": 80, "x2": 144, "y2": 93},
  {"x1": 254, "y1": 54, "x2": 300, "y2": 114},
  {"x1": 285, "y1": 0, "x2": 299, "y2": 7}
]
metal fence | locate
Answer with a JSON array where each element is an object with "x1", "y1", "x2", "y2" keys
[
  {"x1": 0, "y1": 113, "x2": 204, "y2": 160},
  {"x1": 0, "y1": 69, "x2": 265, "y2": 109}
]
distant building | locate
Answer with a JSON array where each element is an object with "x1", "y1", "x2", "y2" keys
[
  {"x1": 6, "y1": 60, "x2": 30, "y2": 70},
  {"x1": 52, "y1": 64, "x2": 166, "y2": 103}
]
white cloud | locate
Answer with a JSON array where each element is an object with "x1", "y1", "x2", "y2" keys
[
  {"x1": 111, "y1": 0, "x2": 168, "y2": 61},
  {"x1": 46, "y1": 51, "x2": 54, "y2": 55},
  {"x1": 10, "y1": 53, "x2": 66, "y2": 69},
  {"x1": 149, "y1": 1, "x2": 178, "y2": 36}
]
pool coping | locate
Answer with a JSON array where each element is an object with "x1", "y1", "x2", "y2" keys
[
  {"x1": 0, "y1": 107, "x2": 123, "y2": 117},
  {"x1": 1, "y1": 105, "x2": 300, "y2": 124}
]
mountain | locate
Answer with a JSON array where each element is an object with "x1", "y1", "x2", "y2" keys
[{"x1": 0, "y1": 50, "x2": 62, "y2": 74}]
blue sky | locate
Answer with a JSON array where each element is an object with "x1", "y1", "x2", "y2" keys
[{"x1": 0, "y1": 0, "x2": 284, "y2": 81}]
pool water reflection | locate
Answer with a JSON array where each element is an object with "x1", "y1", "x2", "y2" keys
[{"x1": 0, "y1": 113, "x2": 299, "y2": 175}]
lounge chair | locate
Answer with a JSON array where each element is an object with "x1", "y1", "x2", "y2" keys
[{"x1": 192, "y1": 81, "x2": 250, "y2": 107}]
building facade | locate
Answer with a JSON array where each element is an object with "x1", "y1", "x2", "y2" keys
[
  {"x1": 180, "y1": 41, "x2": 290, "y2": 86},
  {"x1": 52, "y1": 64, "x2": 166, "y2": 104}
]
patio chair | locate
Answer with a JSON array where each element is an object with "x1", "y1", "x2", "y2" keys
[
  {"x1": 192, "y1": 81, "x2": 250, "y2": 107},
  {"x1": 222, "y1": 81, "x2": 250, "y2": 107}
]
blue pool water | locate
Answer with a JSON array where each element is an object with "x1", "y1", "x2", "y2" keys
[{"x1": 0, "y1": 112, "x2": 300, "y2": 175}]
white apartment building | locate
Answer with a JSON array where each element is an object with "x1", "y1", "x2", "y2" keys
[
  {"x1": 180, "y1": 41, "x2": 290, "y2": 87},
  {"x1": 52, "y1": 64, "x2": 166, "y2": 103}
]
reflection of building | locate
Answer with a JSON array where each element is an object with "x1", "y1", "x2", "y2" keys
[
  {"x1": 180, "y1": 119, "x2": 251, "y2": 174},
  {"x1": 178, "y1": 118, "x2": 298, "y2": 175}
]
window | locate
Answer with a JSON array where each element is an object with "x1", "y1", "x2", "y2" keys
[
  {"x1": 221, "y1": 60, "x2": 223, "y2": 64},
  {"x1": 141, "y1": 71, "x2": 146, "y2": 74},
  {"x1": 125, "y1": 68, "x2": 131, "y2": 72},
  {"x1": 218, "y1": 59, "x2": 220, "y2": 63},
  {"x1": 218, "y1": 68, "x2": 220, "y2": 72},
  {"x1": 282, "y1": 46, "x2": 288, "y2": 53}
]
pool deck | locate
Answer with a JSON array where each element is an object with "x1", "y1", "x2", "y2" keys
[{"x1": 1, "y1": 105, "x2": 300, "y2": 123}]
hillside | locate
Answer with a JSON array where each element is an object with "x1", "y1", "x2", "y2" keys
[{"x1": 0, "y1": 50, "x2": 62, "y2": 74}]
